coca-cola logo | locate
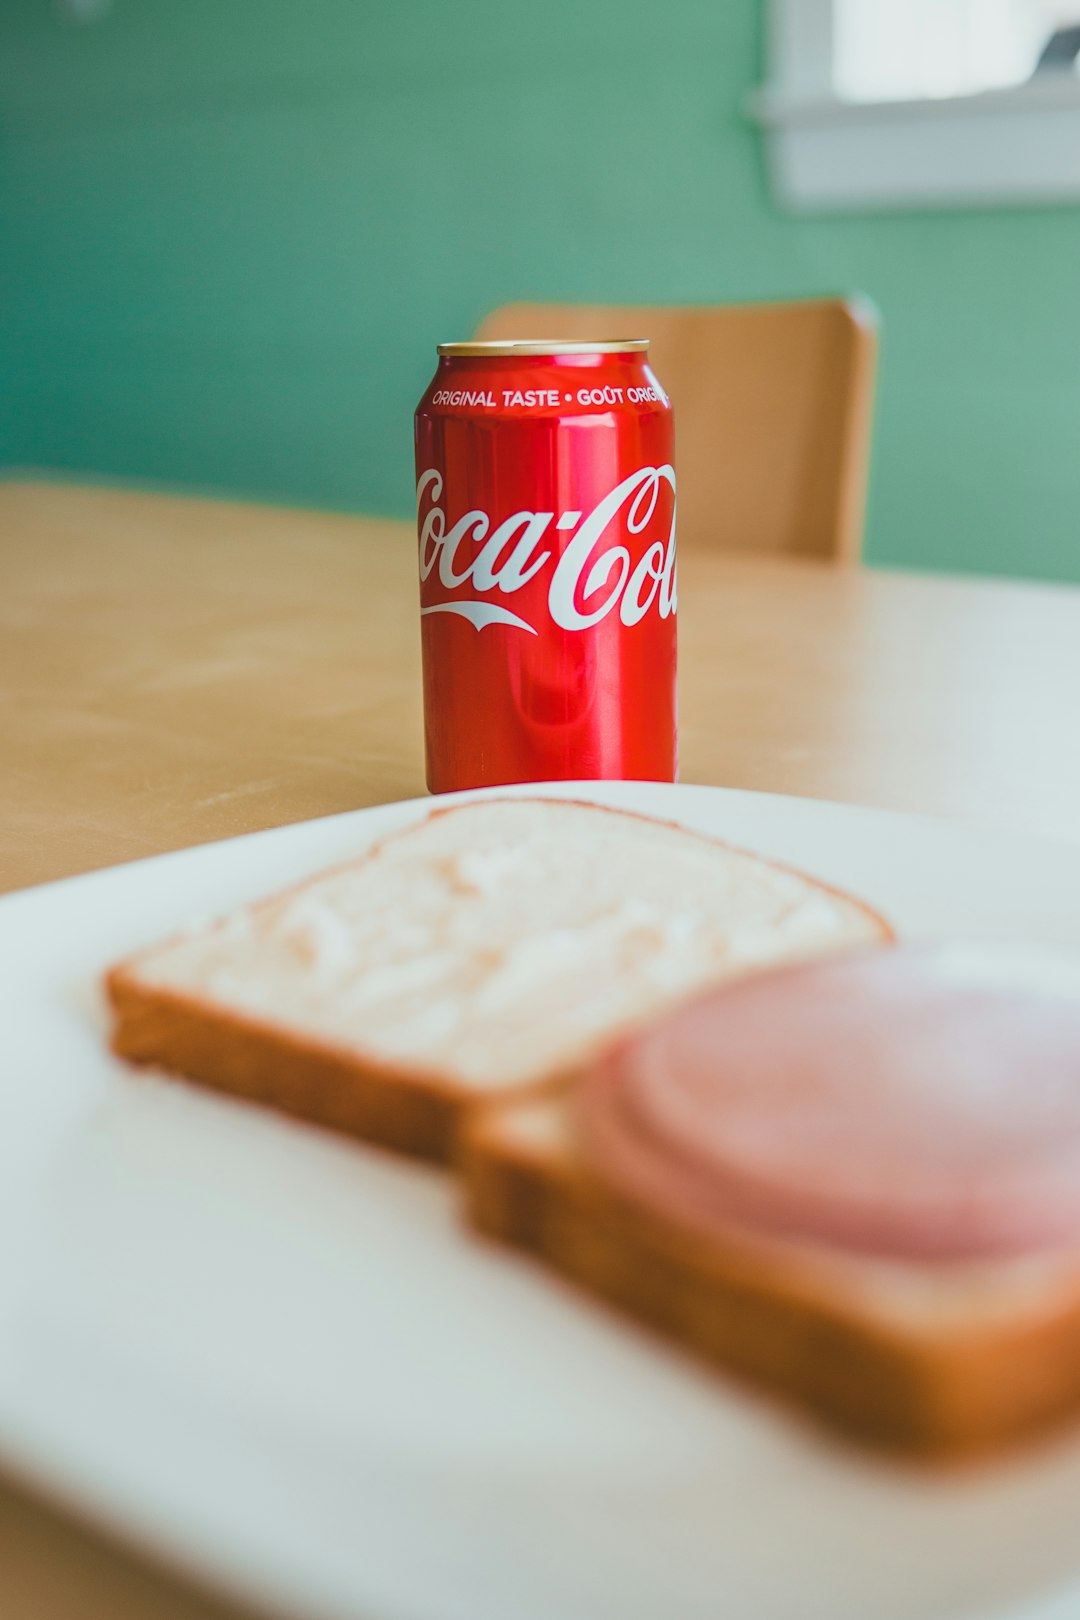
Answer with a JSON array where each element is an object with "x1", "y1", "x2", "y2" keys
[{"x1": 416, "y1": 465, "x2": 677, "y2": 636}]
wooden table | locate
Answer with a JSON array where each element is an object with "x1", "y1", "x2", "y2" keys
[{"x1": 4, "y1": 476, "x2": 1080, "y2": 1617}]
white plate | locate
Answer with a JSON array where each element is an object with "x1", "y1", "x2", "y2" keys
[{"x1": 4, "y1": 781, "x2": 1080, "y2": 1620}]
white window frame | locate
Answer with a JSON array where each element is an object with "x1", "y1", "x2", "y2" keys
[{"x1": 749, "y1": 0, "x2": 1080, "y2": 211}]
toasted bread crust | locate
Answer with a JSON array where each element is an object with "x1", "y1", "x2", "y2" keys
[
  {"x1": 460, "y1": 1093, "x2": 1080, "y2": 1457},
  {"x1": 106, "y1": 964, "x2": 464, "y2": 1161}
]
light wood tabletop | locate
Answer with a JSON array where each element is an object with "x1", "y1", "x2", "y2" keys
[
  {"x1": 4, "y1": 475, "x2": 1080, "y2": 1618},
  {"x1": 5, "y1": 478, "x2": 1080, "y2": 900}
]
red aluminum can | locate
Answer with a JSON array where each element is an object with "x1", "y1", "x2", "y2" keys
[{"x1": 414, "y1": 339, "x2": 676, "y2": 792}]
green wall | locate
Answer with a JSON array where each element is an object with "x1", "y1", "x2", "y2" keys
[{"x1": 2, "y1": 0, "x2": 1078, "y2": 581}]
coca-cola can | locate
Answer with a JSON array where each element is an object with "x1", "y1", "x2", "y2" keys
[{"x1": 414, "y1": 339, "x2": 676, "y2": 793}]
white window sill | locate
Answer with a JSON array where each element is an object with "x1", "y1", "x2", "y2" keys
[{"x1": 747, "y1": 76, "x2": 1080, "y2": 211}]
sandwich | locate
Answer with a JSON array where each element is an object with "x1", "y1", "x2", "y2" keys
[{"x1": 462, "y1": 941, "x2": 1080, "y2": 1455}]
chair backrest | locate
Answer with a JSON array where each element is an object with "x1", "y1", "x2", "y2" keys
[{"x1": 474, "y1": 300, "x2": 878, "y2": 562}]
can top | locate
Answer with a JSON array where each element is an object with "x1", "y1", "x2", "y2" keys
[{"x1": 436, "y1": 339, "x2": 649, "y2": 357}]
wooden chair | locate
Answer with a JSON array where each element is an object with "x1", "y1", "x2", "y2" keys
[{"x1": 474, "y1": 300, "x2": 878, "y2": 562}]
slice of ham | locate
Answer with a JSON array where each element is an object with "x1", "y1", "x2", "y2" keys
[{"x1": 579, "y1": 943, "x2": 1080, "y2": 1261}]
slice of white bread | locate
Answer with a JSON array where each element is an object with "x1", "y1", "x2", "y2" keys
[
  {"x1": 106, "y1": 797, "x2": 891, "y2": 1161},
  {"x1": 460, "y1": 955, "x2": 1080, "y2": 1458}
]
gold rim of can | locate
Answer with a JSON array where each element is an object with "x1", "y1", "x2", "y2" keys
[{"x1": 436, "y1": 339, "x2": 649, "y2": 357}]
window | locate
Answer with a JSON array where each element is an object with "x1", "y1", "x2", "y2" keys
[
  {"x1": 751, "y1": 0, "x2": 1080, "y2": 210},
  {"x1": 835, "y1": 1, "x2": 1075, "y2": 101}
]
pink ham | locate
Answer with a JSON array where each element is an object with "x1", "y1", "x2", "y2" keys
[{"x1": 580, "y1": 943, "x2": 1080, "y2": 1261}]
